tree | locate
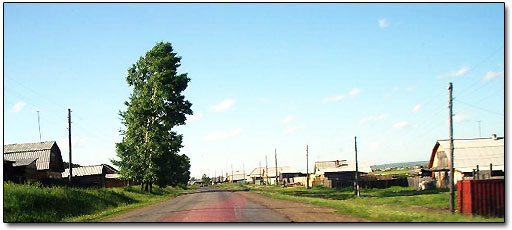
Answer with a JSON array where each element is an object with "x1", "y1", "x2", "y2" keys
[
  {"x1": 113, "y1": 42, "x2": 193, "y2": 192},
  {"x1": 201, "y1": 174, "x2": 211, "y2": 185}
]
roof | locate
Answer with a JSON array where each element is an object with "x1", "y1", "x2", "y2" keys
[
  {"x1": 314, "y1": 160, "x2": 371, "y2": 174},
  {"x1": 265, "y1": 167, "x2": 291, "y2": 177},
  {"x1": 62, "y1": 164, "x2": 118, "y2": 177},
  {"x1": 12, "y1": 158, "x2": 38, "y2": 167},
  {"x1": 4, "y1": 141, "x2": 58, "y2": 171},
  {"x1": 428, "y1": 136, "x2": 504, "y2": 171},
  {"x1": 249, "y1": 167, "x2": 265, "y2": 177}
]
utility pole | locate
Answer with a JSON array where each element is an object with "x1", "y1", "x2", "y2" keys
[
  {"x1": 477, "y1": 120, "x2": 482, "y2": 137},
  {"x1": 354, "y1": 136, "x2": 360, "y2": 197},
  {"x1": 259, "y1": 161, "x2": 262, "y2": 185},
  {"x1": 265, "y1": 155, "x2": 269, "y2": 185},
  {"x1": 68, "y1": 108, "x2": 72, "y2": 183},
  {"x1": 243, "y1": 163, "x2": 246, "y2": 184},
  {"x1": 275, "y1": 148, "x2": 279, "y2": 185},
  {"x1": 231, "y1": 164, "x2": 234, "y2": 183},
  {"x1": 306, "y1": 145, "x2": 309, "y2": 189},
  {"x1": 448, "y1": 82, "x2": 455, "y2": 213},
  {"x1": 37, "y1": 111, "x2": 41, "y2": 142}
]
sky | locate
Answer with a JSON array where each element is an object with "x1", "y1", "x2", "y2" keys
[{"x1": 3, "y1": 3, "x2": 505, "y2": 178}]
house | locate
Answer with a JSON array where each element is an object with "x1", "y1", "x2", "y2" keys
[
  {"x1": 226, "y1": 171, "x2": 247, "y2": 183},
  {"x1": 263, "y1": 167, "x2": 291, "y2": 185},
  {"x1": 313, "y1": 160, "x2": 371, "y2": 188},
  {"x1": 249, "y1": 167, "x2": 265, "y2": 184},
  {"x1": 427, "y1": 135, "x2": 504, "y2": 188},
  {"x1": 279, "y1": 169, "x2": 308, "y2": 186},
  {"x1": 62, "y1": 164, "x2": 124, "y2": 187},
  {"x1": 4, "y1": 141, "x2": 65, "y2": 181}
]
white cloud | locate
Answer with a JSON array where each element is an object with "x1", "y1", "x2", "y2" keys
[
  {"x1": 440, "y1": 66, "x2": 470, "y2": 78},
  {"x1": 412, "y1": 104, "x2": 422, "y2": 113},
  {"x1": 11, "y1": 101, "x2": 26, "y2": 113},
  {"x1": 378, "y1": 18, "x2": 389, "y2": 28},
  {"x1": 359, "y1": 114, "x2": 388, "y2": 124},
  {"x1": 482, "y1": 71, "x2": 504, "y2": 81},
  {"x1": 186, "y1": 112, "x2": 203, "y2": 121},
  {"x1": 210, "y1": 99, "x2": 235, "y2": 112},
  {"x1": 282, "y1": 116, "x2": 294, "y2": 124},
  {"x1": 454, "y1": 114, "x2": 471, "y2": 123},
  {"x1": 283, "y1": 124, "x2": 306, "y2": 135},
  {"x1": 203, "y1": 128, "x2": 242, "y2": 141},
  {"x1": 321, "y1": 88, "x2": 360, "y2": 103},
  {"x1": 393, "y1": 121, "x2": 409, "y2": 129}
]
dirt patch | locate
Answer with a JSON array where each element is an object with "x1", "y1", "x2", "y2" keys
[{"x1": 237, "y1": 191, "x2": 372, "y2": 222}]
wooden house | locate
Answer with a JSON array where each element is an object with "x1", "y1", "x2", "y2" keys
[
  {"x1": 427, "y1": 135, "x2": 504, "y2": 188},
  {"x1": 313, "y1": 160, "x2": 371, "y2": 188},
  {"x1": 62, "y1": 164, "x2": 123, "y2": 187}
]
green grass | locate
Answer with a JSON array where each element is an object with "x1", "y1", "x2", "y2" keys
[
  {"x1": 237, "y1": 184, "x2": 503, "y2": 222},
  {"x1": 3, "y1": 182, "x2": 192, "y2": 222}
]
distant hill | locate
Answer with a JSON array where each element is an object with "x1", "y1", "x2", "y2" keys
[{"x1": 371, "y1": 161, "x2": 428, "y2": 169}]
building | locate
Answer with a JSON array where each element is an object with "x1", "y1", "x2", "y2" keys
[
  {"x1": 263, "y1": 167, "x2": 291, "y2": 185},
  {"x1": 62, "y1": 164, "x2": 125, "y2": 187},
  {"x1": 427, "y1": 135, "x2": 504, "y2": 188},
  {"x1": 249, "y1": 167, "x2": 265, "y2": 184},
  {"x1": 226, "y1": 171, "x2": 247, "y2": 183},
  {"x1": 279, "y1": 169, "x2": 309, "y2": 186},
  {"x1": 4, "y1": 141, "x2": 65, "y2": 181},
  {"x1": 313, "y1": 160, "x2": 371, "y2": 188}
]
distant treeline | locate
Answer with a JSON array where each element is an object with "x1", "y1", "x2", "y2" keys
[{"x1": 371, "y1": 161, "x2": 428, "y2": 169}]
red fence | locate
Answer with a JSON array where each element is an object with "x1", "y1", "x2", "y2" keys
[{"x1": 457, "y1": 179, "x2": 504, "y2": 217}]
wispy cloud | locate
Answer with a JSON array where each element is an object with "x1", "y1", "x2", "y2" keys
[
  {"x1": 454, "y1": 114, "x2": 471, "y2": 123},
  {"x1": 186, "y1": 112, "x2": 203, "y2": 121},
  {"x1": 321, "y1": 88, "x2": 360, "y2": 103},
  {"x1": 10, "y1": 101, "x2": 26, "y2": 113},
  {"x1": 439, "y1": 66, "x2": 470, "y2": 78},
  {"x1": 203, "y1": 128, "x2": 242, "y2": 141},
  {"x1": 393, "y1": 121, "x2": 409, "y2": 129},
  {"x1": 482, "y1": 71, "x2": 504, "y2": 81},
  {"x1": 359, "y1": 114, "x2": 388, "y2": 124},
  {"x1": 378, "y1": 18, "x2": 389, "y2": 28},
  {"x1": 283, "y1": 124, "x2": 306, "y2": 135},
  {"x1": 210, "y1": 99, "x2": 235, "y2": 112},
  {"x1": 282, "y1": 115, "x2": 294, "y2": 124},
  {"x1": 412, "y1": 104, "x2": 422, "y2": 113}
]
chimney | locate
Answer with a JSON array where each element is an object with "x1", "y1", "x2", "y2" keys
[{"x1": 492, "y1": 134, "x2": 497, "y2": 140}]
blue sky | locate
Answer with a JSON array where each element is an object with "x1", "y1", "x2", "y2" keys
[{"x1": 4, "y1": 3, "x2": 504, "y2": 178}]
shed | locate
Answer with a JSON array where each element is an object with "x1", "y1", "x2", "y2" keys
[
  {"x1": 4, "y1": 141, "x2": 64, "y2": 180},
  {"x1": 427, "y1": 135, "x2": 504, "y2": 188},
  {"x1": 62, "y1": 164, "x2": 121, "y2": 187},
  {"x1": 313, "y1": 160, "x2": 371, "y2": 188}
]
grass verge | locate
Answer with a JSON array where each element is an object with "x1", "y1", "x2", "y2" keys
[{"x1": 3, "y1": 182, "x2": 192, "y2": 222}]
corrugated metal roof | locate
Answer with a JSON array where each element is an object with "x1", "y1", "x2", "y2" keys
[
  {"x1": 435, "y1": 137, "x2": 504, "y2": 171},
  {"x1": 4, "y1": 141, "x2": 56, "y2": 153},
  {"x1": 315, "y1": 160, "x2": 371, "y2": 174},
  {"x1": 264, "y1": 167, "x2": 291, "y2": 178},
  {"x1": 4, "y1": 150, "x2": 50, "y2": 170},
  {"x1": 11, "y1": 158, "x2": 38, "y2": 167},
  {"x1": 62, "y1": 164, "x2": 119, "y2": 177}
]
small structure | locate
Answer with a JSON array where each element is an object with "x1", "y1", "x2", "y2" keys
[
  {"x1": 4, "y1": 141, "x2": 65, "y2": 181},
  {"x1": 279, "y1": 169, "x2": 308, "y2": 186},
  {"x1": 62, "y1": 164, "x2": 123, "y2": 187},
  {"x1": 313, "y1": 160, "x2": 371, "y2": 188},
  {"x1": 249, "y1": 167, "x2": 265, "y2": 184},
  {"x1": 427, "y1": 135, "x2": 504, "y2": 188},
  {"x1": 264, "y1": 167, "x2": 291, "y2": 185}
]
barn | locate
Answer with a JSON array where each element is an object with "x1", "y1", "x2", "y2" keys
[
  {"x1": 4, "y1": 141, "x2": 65, "y2": 181},
  {"x1": 62, "y1": 164, "x2": 125, "y2": 188}
]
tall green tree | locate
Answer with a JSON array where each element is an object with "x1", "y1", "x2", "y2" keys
[{"x1": 113, "y1": 42, "x2": 193, "y2": 192}]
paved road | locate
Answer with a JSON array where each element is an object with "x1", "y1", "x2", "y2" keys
[{"x1": 106, "y1": 187, "x2": 290, "y2": 222}]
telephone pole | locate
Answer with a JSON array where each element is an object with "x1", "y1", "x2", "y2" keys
[
  {"x1": 68, "y1": 108, "x2": 72, "y2": 183},
  {"x1": 231, "y1": 164, "x2": 234, "y2": 183},
  {"x1": 275, "y1": 148, "x2": 279, "y2": 185},
  {"x1": 354, "y1": 136, "x2": 360, "y2": 197},
  {"x1": 37, "y1": 111, "x2": 41, "y2": 142},
  {"x1": 306, "y1": 145, "x2": 309, "y2": 189},
  {"x1": 265, "y1": 155, "x2": 269, "y2": 185},
  {"x1": 448, "y1": 82, "x2": 455, "y2": 213},
  {"x1": 243, "y1": 163, "x2": 246, "y2": 184},
  {"x1": 259, "y1": 161, "x2": 262, "y2": 185}
]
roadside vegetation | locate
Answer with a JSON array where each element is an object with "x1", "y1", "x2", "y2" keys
[
  {"x1": 215, "y1": 183, "x2": 503, "y2": 222},
  {"x1": 3, "y1": 182, "x2": 191, "y2": 222}
]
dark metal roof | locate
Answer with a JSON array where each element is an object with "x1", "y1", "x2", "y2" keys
[
  {"x1": 4, "y1": 141, "x2": 59, "y2": 171},
  {"x1": 62, "y1": 164, "x2": 119, "y2": 177}
]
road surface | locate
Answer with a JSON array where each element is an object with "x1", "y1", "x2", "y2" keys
[{"x1": 105, "y1": 187, "x2": 290, "y2": 222}]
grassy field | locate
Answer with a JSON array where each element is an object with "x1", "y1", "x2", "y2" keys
[
  {"x1": 3, "y1": 182, "x2": 192, "y2": 222},
  {"x1": 216, "y1": 183, "x2": 504, "y2": 222}
]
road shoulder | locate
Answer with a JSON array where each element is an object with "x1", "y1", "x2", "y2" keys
[{"x1": 238, "y1": 191, "x2": 372, "y2": 222}]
